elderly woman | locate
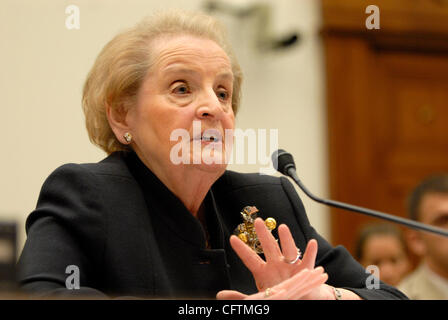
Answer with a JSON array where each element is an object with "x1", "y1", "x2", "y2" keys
[{"x1": 17, "y1": 10, "x2": 406, "y2": 300}]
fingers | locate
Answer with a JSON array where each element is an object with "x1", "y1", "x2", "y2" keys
[
  {"x1": 229, "y1": 218, "x2": 320, "y2": 295},
  {"x1": 229, "y1": 235, "x2": 265, "y2": 274},
  {"x1": 244, "y1": 288, "x2": 287, "y2": 300},
  {"x1": 256, "y1": 219, "x2": 318, "y2": 269},
  {"x1": 216, "y1": 290, "x2": 248, "y2": 300},
  {"x1": 254, "y1": 218, "x2": 282, "y2": 262},
  {"x1": 278, "y1": 224, "x2": 299, "y2": 262},
  {"x1": 285, "y1": 268, "x2": 328, "y2": 299},
  {"x1": 220, "y1": 267, "x2": 329, "y2": 300},
  {"x1": 300, "y1": 239, "x2": 318, "y2": 270},
  {"x1": 245, "y1": 267, "x2": 328, "y2": 300},
  {"x1": 279, "y1": 267, "x2": 323, "y2": 291},
  {"x1": 264, "y1": 289, "x2": 287, "y2": 300}
]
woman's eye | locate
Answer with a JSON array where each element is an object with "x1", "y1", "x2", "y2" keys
[
  {"x1": 172, "y1": 83, "x2": 190, "y2": 95},
  {"x1": 217, "y1": 90, "x2": 229, "y2": 101}
]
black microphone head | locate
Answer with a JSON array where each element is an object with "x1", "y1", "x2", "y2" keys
[{"x1": 272, "y1": 149, "x2": 296, "y2": 175}]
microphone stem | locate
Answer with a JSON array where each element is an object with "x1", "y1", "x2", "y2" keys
[{"x1": 286, "y1": 168, "x2": 448, "y2": 238}]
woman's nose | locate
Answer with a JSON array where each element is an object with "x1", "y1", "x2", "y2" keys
[{"x1": 195, "y1": 90, "x2": 223, "y2": 120}]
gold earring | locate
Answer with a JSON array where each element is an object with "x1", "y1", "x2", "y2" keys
[{"x1": 123, "y1": 132, "x2": 132, "y2": 143}]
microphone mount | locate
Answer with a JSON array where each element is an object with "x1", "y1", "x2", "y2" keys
[{"x1": 272, "y1": 149, "x2": 448, "y2": 238}]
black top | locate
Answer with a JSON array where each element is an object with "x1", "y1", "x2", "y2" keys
[{"x1": 17, "y1": 152, "x2": 408, "y2": 299}]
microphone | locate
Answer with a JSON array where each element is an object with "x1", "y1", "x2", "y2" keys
[{"x1": 272, "y1": 149, "x2": 448, "y2": 238}]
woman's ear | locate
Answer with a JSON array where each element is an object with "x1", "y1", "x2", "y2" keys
[{"x1": 106, "y1": 103, "x2": 132, "y2": 145}]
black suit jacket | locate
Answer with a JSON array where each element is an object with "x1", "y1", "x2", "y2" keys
[{"x1": 17, "y1": 152, "x2": 407, "y2": 299}]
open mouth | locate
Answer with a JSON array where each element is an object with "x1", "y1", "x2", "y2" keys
[
  {"x1": 193, "y1": 129, "x2": 223, "y2": 143},
  {"x1": 201, "y1": 135, "x2": 220, "y2": 142}
]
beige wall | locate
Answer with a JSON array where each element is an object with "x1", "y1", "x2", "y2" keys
[{"x1": 0, "y1": 0, "x2": 329, "y2": 255}]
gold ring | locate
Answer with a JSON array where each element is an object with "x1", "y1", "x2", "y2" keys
[{"x1": 264, "y1": 288, "x2": 272, "y2": 298}]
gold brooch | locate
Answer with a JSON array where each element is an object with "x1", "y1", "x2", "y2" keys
[{"x1": 233, "y1": 206, "x2": 277, "y2": 254}]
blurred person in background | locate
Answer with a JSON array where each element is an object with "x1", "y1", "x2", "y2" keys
[
  {"x1": 398, "y1": 175, "x2": 448, "y2": 299},
  {"x1": 355, "y1": 223, "x2": 410, "y2": 287}
]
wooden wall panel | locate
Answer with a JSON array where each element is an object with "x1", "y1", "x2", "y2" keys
[{"x1": 321, "y1": 0, "x2": 448, "y2": 257}]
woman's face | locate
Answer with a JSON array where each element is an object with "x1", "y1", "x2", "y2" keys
[
  {"x1": 126, "y1": 34, "x2": 235, "y2": 175},
  {"x1": 360, "y1": 234, "x2": 410, "y2": 286}
]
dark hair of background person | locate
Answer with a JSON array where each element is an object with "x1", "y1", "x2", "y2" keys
[{"x1": 407, "y1": 174, "x2": 448, "y2": 222}]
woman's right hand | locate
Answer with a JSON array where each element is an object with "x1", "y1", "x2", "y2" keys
[{"x1": 228, "y1": 218, "x2": 320, "y2": 292}]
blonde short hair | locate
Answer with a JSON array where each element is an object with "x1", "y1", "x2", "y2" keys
[{"x1": 82, "y1": 10, "x2": 243, "y2": 154}]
